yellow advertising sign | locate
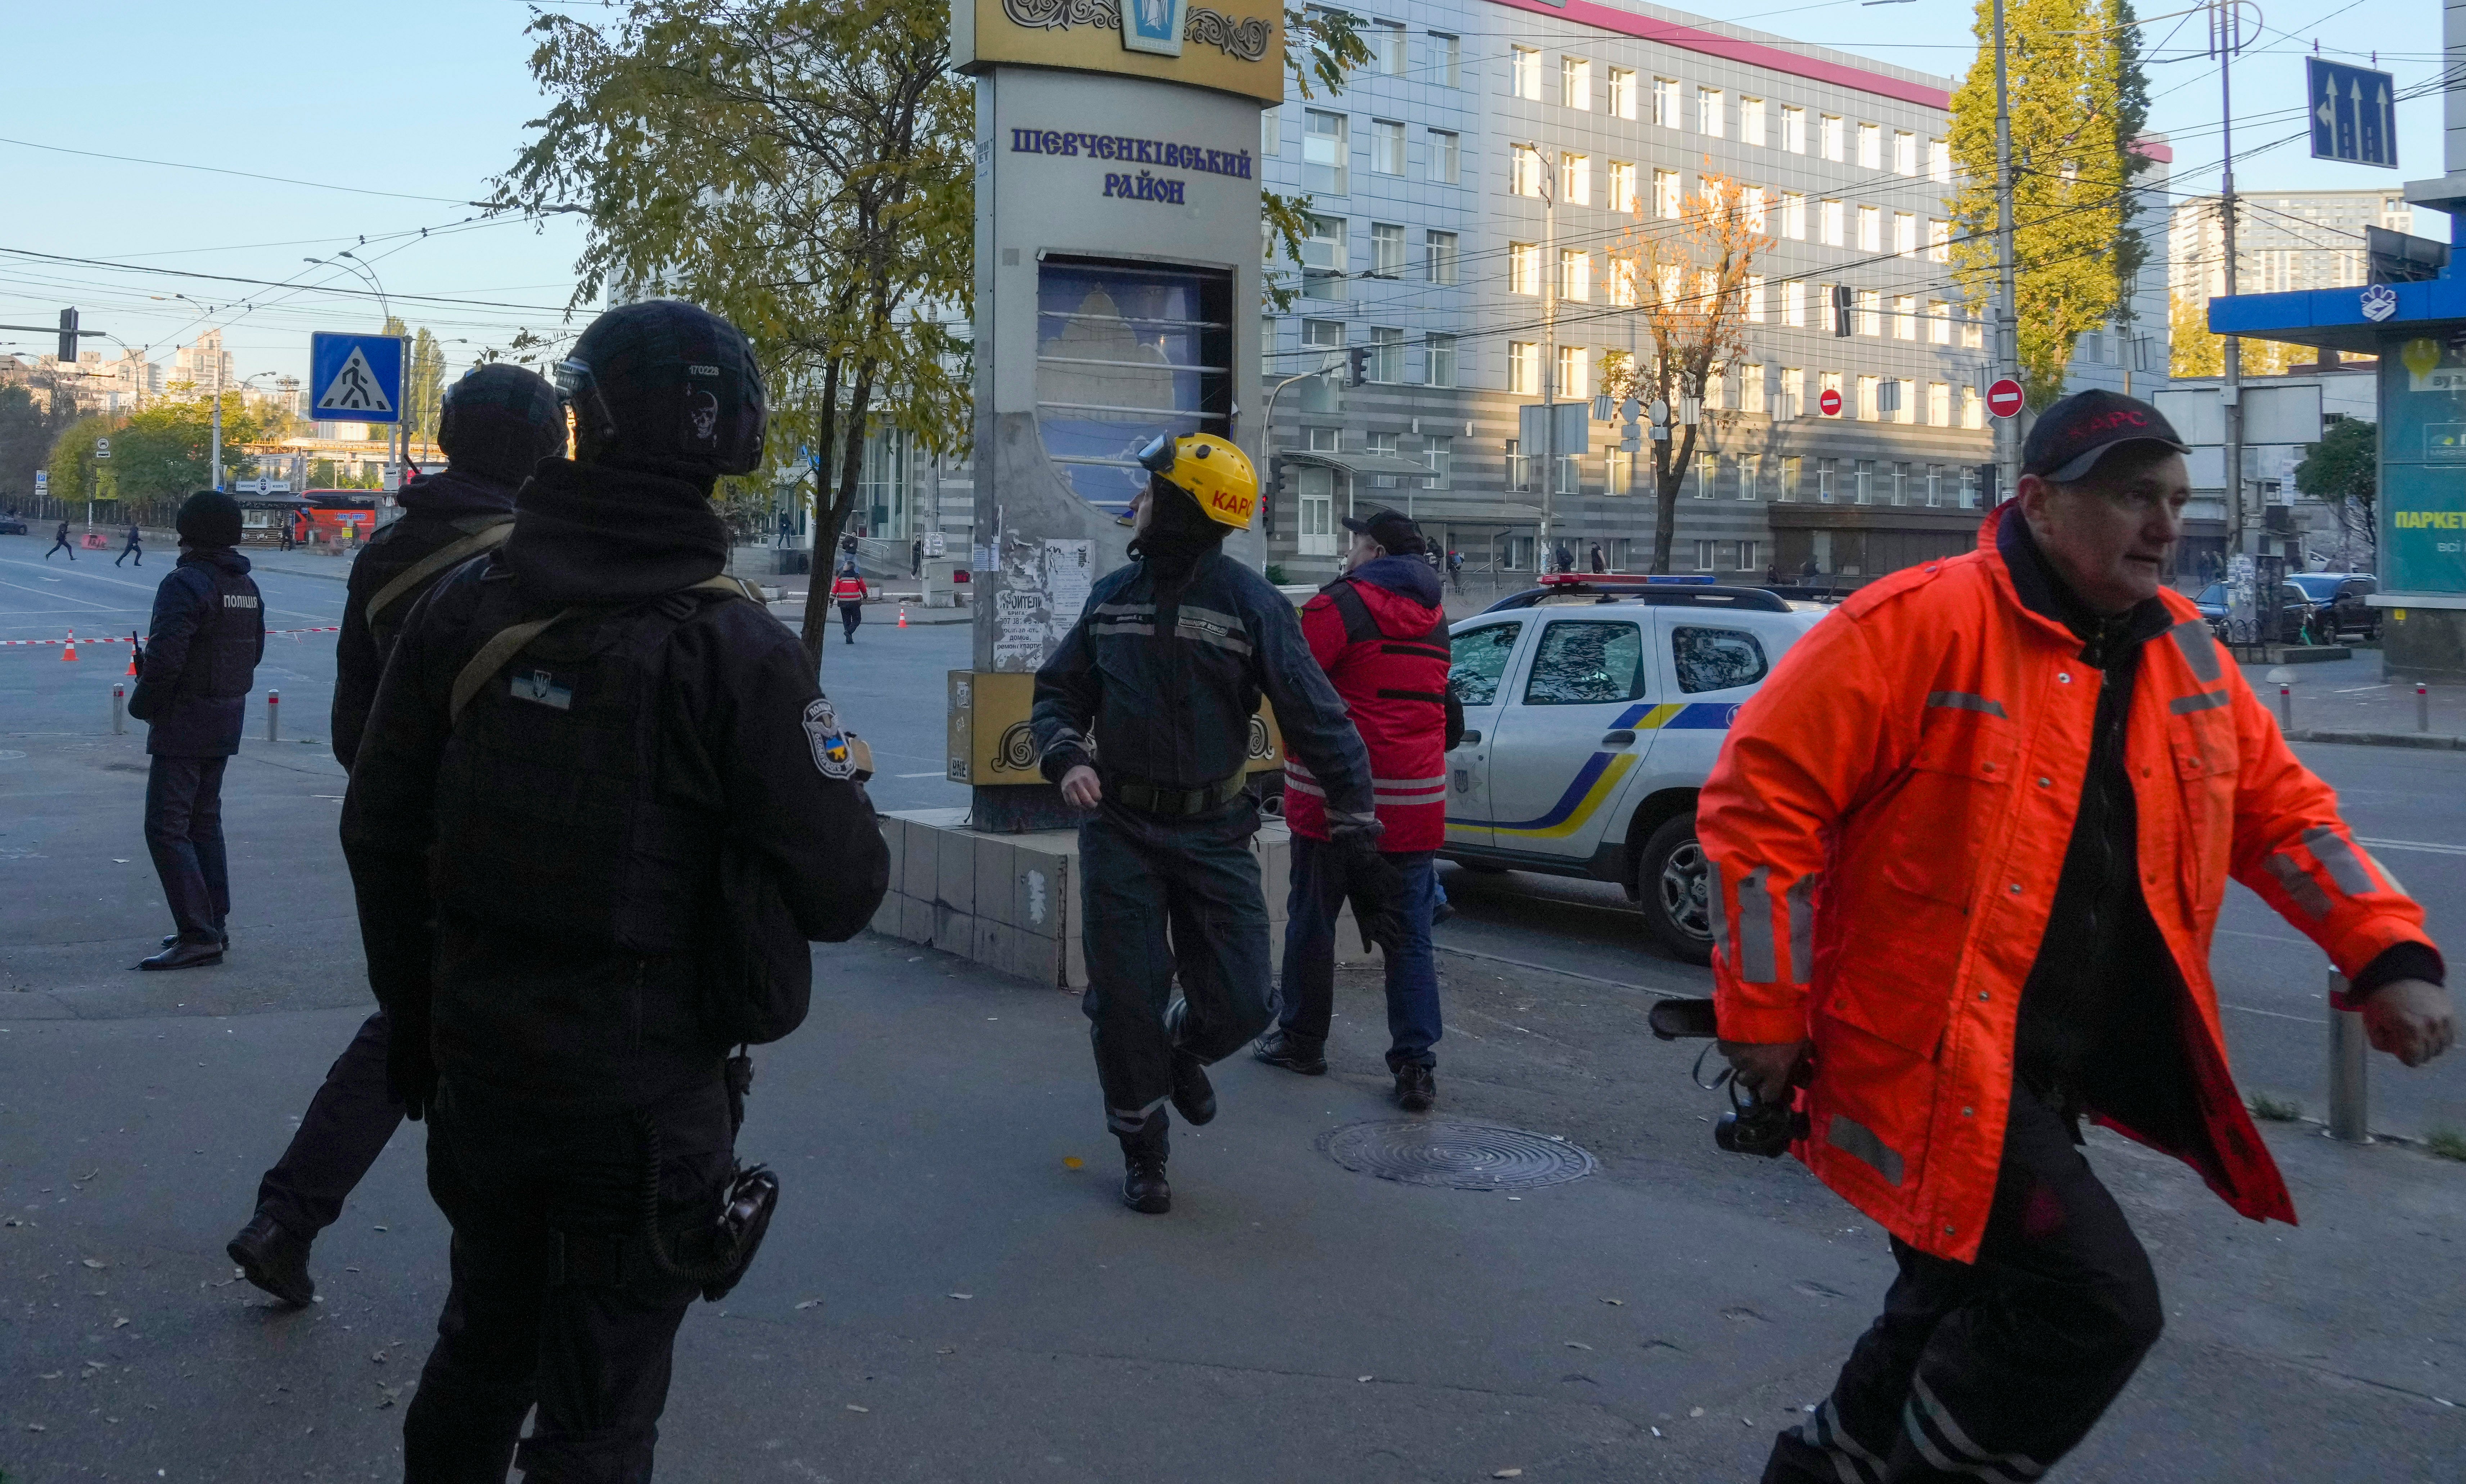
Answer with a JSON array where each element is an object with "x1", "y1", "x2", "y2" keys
[
  {"x1": 954, "y1": 0, "x2": 1285, "y2": 104},
  {"x1": 948, "y1": 670, "x2": 1284, "y2": 784}
]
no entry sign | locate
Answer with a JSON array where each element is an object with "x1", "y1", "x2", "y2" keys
[
  {"x1": 1987, "y1": 377, "x2": 2025, "y2": 419},
  {"x1": 1817, "y1": 386, "x2": 1844, "y2": 417}
]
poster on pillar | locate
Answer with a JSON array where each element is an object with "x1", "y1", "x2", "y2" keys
[{"x1": 2381, "y1": 336, "x2": 2466, "y2": 597}]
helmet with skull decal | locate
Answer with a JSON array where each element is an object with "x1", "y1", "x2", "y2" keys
[{"x1": 555, "y1": 299, "x2": 768, "y2": 480}]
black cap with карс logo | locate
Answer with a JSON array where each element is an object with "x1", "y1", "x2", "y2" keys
[{"x1": 2021, "y1": 389, "x2": 2190, "y2": 484}]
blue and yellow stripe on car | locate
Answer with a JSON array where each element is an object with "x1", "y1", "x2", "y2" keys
[{"x1": 1448, "y1": 700, "x2": 1740, "y2": 839}]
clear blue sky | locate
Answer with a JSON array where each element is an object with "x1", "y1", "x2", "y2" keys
[{"x1": 0, "y1": 0, "x2": 2440, "y2": 392}]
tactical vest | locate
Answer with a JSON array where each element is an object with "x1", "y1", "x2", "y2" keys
[
  {"x1": 184, "y1": 563, "x2": 264, "y2": 702},
  {"x1": 429, "y1": 580, "x2": 745, "y2": 956},
  {"x1": 1284, "y1": 577, "x2": 1453, "y2": 850},
  {"x1": 361, "y1": 512, "x2": 515, "y2": 663}
]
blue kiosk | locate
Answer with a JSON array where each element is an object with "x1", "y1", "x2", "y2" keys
[{"x1": 2210, "y1": 196, "x2": 2466, "y2": 681}]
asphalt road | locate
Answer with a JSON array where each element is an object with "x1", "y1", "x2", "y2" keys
[{"x1": 3, "y1": 527, "x2": 2464, "y2": 1480}]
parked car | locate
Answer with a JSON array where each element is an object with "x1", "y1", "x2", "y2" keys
[
  {"x1": 0, "y1": 513, "x2": 27, "y2": 535},
  {"x1": 1443, "y1": 578, "x2": 1824, "y2": 963},
  {"x1": 2286, "y1": 572, "x2": 2379, "y2": 641},
  {"x1": 2192, "y1": 580, "x2": 2319, "y2": 643}
]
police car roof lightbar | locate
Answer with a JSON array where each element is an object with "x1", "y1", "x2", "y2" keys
[{"x1": 1537, "y1": 572, "x2": 1716, "y2": 586}]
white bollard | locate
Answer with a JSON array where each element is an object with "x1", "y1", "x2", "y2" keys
[
  {"x1": 2326, "y1": 971, "x2": 2371, "y2": 1145},
  {"x1": 111, "y1": 683, "x2": 125, "y2": 735},
  {"x1": 2418, "y1": 683, "x2": 2431, "y2": 734},
  {"x1": 266, "y1": 689, "x2": 280, "y2": 743}
]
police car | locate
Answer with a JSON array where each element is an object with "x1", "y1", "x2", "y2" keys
[{"x1": 1442, "y1": 576, "x2": 1825, "y2": 963}]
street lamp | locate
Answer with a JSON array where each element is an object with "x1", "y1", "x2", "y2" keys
[{"x1": 1516, "y1": 141, "x2": 1561, "y2": 568}]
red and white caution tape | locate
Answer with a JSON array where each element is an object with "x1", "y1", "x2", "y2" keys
[{"x1": 2, "y1": 626, "x2": 339, "y2": 648}]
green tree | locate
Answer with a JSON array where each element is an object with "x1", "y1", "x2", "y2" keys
[
  {"x1": 2168, "y1": 292, "x2": 2292, "y2": 378},
  {"x1": 109, "y1": 394, "x2": 264, "y2": 502},
  {"x1": 406, "y1": 327, "x2": 447, "y2": 444},
  {"x1": 1948, "y1": 0, "x2": 2138, "y2": 407},
  {"x1": 0, "y1": 381, "x2": 78, "y2": 507},
  {"x1": 500, "y1": 0, "x2": 974, "y2": 671},
  {"x1": 2296, "y1": 415, "x2": 2376, "y2": 561},
  {"x1": 44, "y1": 413, "x2": 121, "y2": 510},
  {"x1": 2103, "y1": 0, "x2": 2155, "y2": 349}
]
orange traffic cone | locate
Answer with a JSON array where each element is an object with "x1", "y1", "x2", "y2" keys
[
  {"x1": 60, "y1": 630, "x2": 76, "y2": 662},
  {"x1": 897, "y1": 604, "x2": 907, "y2": 628},
  {"x1": 125, "y1": 646, "x2": 139, "y2": 677}
]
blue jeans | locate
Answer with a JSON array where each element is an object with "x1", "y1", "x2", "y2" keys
[{"x1": 1276, "y1": 836, "x2": 1441, "y2": 1071}]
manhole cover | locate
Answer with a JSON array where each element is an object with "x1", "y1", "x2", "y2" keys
[{"x1": 1317, "y1": 1119, "x2": 1596, "y2": 1191}]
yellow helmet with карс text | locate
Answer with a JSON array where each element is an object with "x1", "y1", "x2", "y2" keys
[{"x1": 1136, "y1": 433, "x2": 1257, "y2": 532}]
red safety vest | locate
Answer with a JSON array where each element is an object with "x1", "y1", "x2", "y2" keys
[
  {"x1": 1284, "y1": 576, "x2": 1451, "y2": 851},
  {"x1": 830, "y1": 575, "x2": 869, "y2": 603}
]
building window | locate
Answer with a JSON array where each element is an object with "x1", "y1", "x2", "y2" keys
[
  {"x1": 1512, "y1": 46, "x2": 1541, "y2": 100},
  {"x1": 1893, "y1": 294, "x2": 1917, "y2": 340},
  {"x1": 1960, "y1": 385, "x2": 1983, "y2": 429},
  {"x1": 1891, "y1": 461, "x2": 1913, "y2": 504},
  {"x1": 1608, "y1": 67, "x2": 1636, "y2": 119},
  {"x1": 1509, "y1": 341, "x2": 1539, "y2": 395},
  {"x1": 1815, "y1": 456, "x2": 1838, "y2": 503},
  {"x1": 1426, "y1": 332, "x2": 1458, "y2": 386},
  {"x1": 1429, "y1": 128, "x2": 1460, "y2": 183},
  {"x1": 1783, "y1": 105, "x2": 1806, "y2": 154},
  {"x1": 1562, "y1": 56, "x2": 1591, "y2": 109},
  {"x1": 1262, "y1": 109, "x2": 1281, "y2": 155},
  {"x1": 1607, "y1": 447, "x2": 1633, "y2": 496},
  {"x1": 1694, "y1": 539, "x2": 1717, "y2": 570},
  {"x1": 1925, "y1": 299, "x2": 1950, "y2": 345},
  {"x1": 1608, "y1": 160, "x2": 1636, "y2": 214},
  {"x1": 1303, "y1": 110, "x2": 1348, "y2": 195},
  {"x1": 1425, "y1": 230, "x2": 1459, "y2": 285},
  {"x1": 1928, "y1": 137, "x2": 1952, "y2": 183},
  {"x1": 1739, "y1": 362, "x2": 1767, "y2": 412},
  {"x1": 1557, "y1": 345, "x2": 1588, "y2": 400},
  {"x1": 1370, "y1": 222, "x2": 1407, "y2": 278},
  {"x1": 1893, "y1": 211, "x2": 1916, "y2": 257},
  {"x1": 1371, "y1": 119, "x2": 1405, "y2": 176},
  {"x1": 1743, "y1": 185, "x2": 1768, "y2": 234},
  {"x1": 1654, "y1": 168, "x2": 1682, "y2": 220},
  {"x1": 1856, "y1": 288, "x2": 1881, "y2": 337},
  {"x1": 1734, "y1": 453, "x2": 1759, "y2": 502},
  {"x1": 1431, "y1": 32, "x2": 1460, "y2": 87},
  {"x1": 1653, "y1": 76, "x2": 1681, "y2": 127},
  {"x1": 1698, "y1": 86, "x2": 1725, "y2": 137},
  {"x1": 1366, "y1": 430, "x2": 1401, "y2": 486},
  {"x1": 1928, "y1": 381, "x2": 1951, "y2": 426},
  {"x1": 1857, "y1": 204, "x2": 1881, "y2": 252},
  {"x1": 1960, "y1": 465, "x2": 1982, "y2": 507},
  {"x1": 1929, "y1": 219, "x2": 1952, "y2": 264},
  {"x1": 1893, "y1": 130, "x2": 1917, "y2": 176},
  {"x1": 1782, "y1": 191, "x2": 1806, "y2": 240},
  {"x1": 1781, "y1": 454, "x2": 1804, "y2": 501},
  {"x1": 1561, "y1": 152, "x2": 1590, "y2": 205},
  {"x1": 1509, "y1": 242, "x2": 1540, "y2": 295},
  {"x1": 1511, "y1": 144, "x2": 1542, "y2": 197},
  {"x1": 1560, "y1": 248, "x2": 1591, "y2": 302},
  {"x1": 1961, "y1": 307, "x2": 1985, "y2": 350},
  {"x1": 1854, "y1": 457, "x2": 1877, "y2": 502},
  {"x1": 1857, "y1": 122, "x2": 1881, "y2": 169},
  {"x1": 1925, "y1": 462, "x2": 1945, "y2": 504},
  {"x1": 1694, "y1": 456, "x2": 1717, "y2": 500},
  {"x1": 1703, "y1": 359, "x2": 1728, "y2": 411},
  {"x1": 1610, "y1": 259, "x2": 1638, "y2": 307},
  {"x1": 1304, "y1": 423, "x2": 1341, "y2": 452},
  {"x1": 1740, "y1": 96, "x2": 1766, "y2": 146},
  {"x1": 1371, "y1": 19, "x2": 1405, "y2": 74},
  {"x1": 1504, "y1": 438, "x2": 1525, "y2": 491},
  {"x1": 1856, "y1": 374, "x2": 1879, "y2": 420},
  {"x1": 1421, "y1": 435, "x2": 1453, "y2": 487},
  {"x1": 1745, "y1": 276, "x2": 1766, "y2": 323},
  {"x1": 1780, "y1": 366, "x2": 1806, "y2": 420},
  {"x1": 1783, "y1": 281, "x2": 1804, "y2": 327},
  {"x1": 1301, "y1": 215, "x2": 1346, "y2": 298},
  {"x1": 1259, "y1": 315, "x2": 1279, "y2": 379},
  {"x1": 1821, "y1": 199, "x2": 1844, "y2": 247},
  {"x1": 1821, "y1": 114, "x2": 1844, "y2": 161}
]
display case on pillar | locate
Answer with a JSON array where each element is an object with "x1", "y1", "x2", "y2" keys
[{"x1": 948, "y1": 0, "x2": 1283, "y2": 831}]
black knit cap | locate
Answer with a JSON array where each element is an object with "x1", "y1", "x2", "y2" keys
[
  {"x1": 1340, "y1": 506, "x2": 1428, "y2": 555},
  {"x1": 2022, "y1": 389, "x2": 2190, "y2": 483},
  {"x1": 439, "y1": 364, "x2": 567, "y2": 483},
  {"x1": 176, "y1": 489, "x2": 243, "y2": 548}
]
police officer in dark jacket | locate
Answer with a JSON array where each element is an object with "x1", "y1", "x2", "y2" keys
[
  {"x1": 340, "y1": 300, "x2": 889, "y2": 1481},
  {"x1": 127, "y1": 490, "x2": 263, "y2": 971},
  {"x1": 1032, "y1": 432, "x2": 1398, "y2": 1216},
  {"x1": 223, "y1": 364, "x2": 569, "y2": 1310}
]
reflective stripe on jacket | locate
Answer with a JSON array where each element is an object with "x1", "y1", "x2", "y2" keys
[
  {"x1": 831, "y1": 575, "x2": 869, "y2": 603},
  {"x1": 1285, "y1": 573, "x2": 1452, "y2": 851},
  {"x1": 1696, "y1": 503, "x2": 2434, "y2": 1263}
]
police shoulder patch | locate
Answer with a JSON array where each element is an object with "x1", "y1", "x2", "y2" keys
[{"x1": 803, "y1": 696, "x2": 857, "y2": 779}]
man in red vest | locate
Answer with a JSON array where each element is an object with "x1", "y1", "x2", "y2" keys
[
  {"x1": 1257, "y1": 507, "x2": 1461, "y2": 1110},
  {"x1": 830, "y1": 562, "x2": 871, "y2": 644}
]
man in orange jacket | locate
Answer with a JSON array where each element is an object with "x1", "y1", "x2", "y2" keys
[{"x1": 1698, "y1": 390, "x2": 2453, "y2": 1483}]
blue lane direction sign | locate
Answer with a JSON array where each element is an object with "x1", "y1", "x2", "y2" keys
[
  {"x1": 309, "y1": 332, "x2": 405, "y2": 424},
  {"x1": 2307, "y1": 58, "x2": 2399, "y2": 169}
]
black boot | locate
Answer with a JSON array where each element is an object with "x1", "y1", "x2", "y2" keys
[
  {"x1": 1393, "y1": 1063, "x2": 1437, "y2": 1113},
  {"x1": 226, "y1": 1212, "x2": 315, "y2": 1307},
  {"x1": 1169, "y1": 1051, "x2": 1217, "y2": 1126},
  {"x1": 162, "y1": 929, "x2": 231, "y2": 951},
  {"x1": 1253, "y1": 1028, "x2": 1327, "y2": 1076},
  {"x1": 1118, "y1": 1115, "x2": 1171, "y2": 1215},
  {"x1": 139, "y1": 939, "x2": 223, "y2": 971}
]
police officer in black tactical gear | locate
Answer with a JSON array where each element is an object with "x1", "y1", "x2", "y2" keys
[
  {"x1": 223, "y1": 364, "x2": 570, "y2": 1310},
  {"x1": 341, "y1": 299, "x2": 889, "y2": 1482},
  {"x1": 1031, "y1": 431, "x2": 1401, "y2": 1216},
  {"x1": 128, "y1": 489, "x2": 264, "y2": 971}
]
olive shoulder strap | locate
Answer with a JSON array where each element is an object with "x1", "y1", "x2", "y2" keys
[
  {"x1": 363, "y1": 516, "x2": 516, "y2": 629},
  {"x1": 446, "y1": 575, "x2": 759, "y2": 723}
]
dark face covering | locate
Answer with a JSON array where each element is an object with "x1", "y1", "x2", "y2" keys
[{"x1": 1128, "y1": 476, "x2": 1228, "y2": 585}]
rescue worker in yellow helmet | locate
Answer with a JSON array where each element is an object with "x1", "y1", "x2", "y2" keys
[{"x1": 1032, "y1": 431, "x2": 1400, "y2": 1214}]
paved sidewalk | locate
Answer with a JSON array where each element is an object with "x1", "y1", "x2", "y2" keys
[{"x1": 2242, "y1": 650, "x2": 2466, "y2": 747}]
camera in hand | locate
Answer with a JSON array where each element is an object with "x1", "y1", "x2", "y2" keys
[{"x1": 1651, "y1": 995, "x2": 1808, "y2": 1158}]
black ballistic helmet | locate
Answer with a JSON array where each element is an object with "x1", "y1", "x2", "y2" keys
[
  {"x1": 438, "y1": 364, "x2": 568, "y2": 483},
  {"x1": 556, "y1": 300, "x2": 767, "y2": 478},
  {"x1": 176, "y1": 489, "x2": 243, "y2": 548}
]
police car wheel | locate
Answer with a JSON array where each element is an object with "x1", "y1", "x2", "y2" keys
[{"x1": 1637, "y1": 814, "x2": 1714, "y2": 965}]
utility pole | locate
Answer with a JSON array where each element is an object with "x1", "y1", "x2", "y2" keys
[
  {"x1": 1528, "y1": 143, "x2": 1560, "y2": 570},
  {"x1": 1991, "y1": 0, "x2": 2020, "y2": 498},
  {"x1": 2214, "y1": 0, "x2": 2246, "y2": 555},
  {"x1": 209, "y1": 340, "x2": 224, "y2": 493}
]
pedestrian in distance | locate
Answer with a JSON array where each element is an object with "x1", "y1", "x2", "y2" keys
[
  {"x1": 832, "y1": 561, "x2": 870, "y2": 643},
  {"x1": 224, "y1": 363, "x2": 569, "y2": 1311},
  {"x1": 1032, "y1": 432, "x2": 1399, "y2": 1216},
  {"x1": 1698, "y1": 390, "x2": 2456, "y2": 1484},
  {"x1": 1553, "y1": 539, "x2": 1574, "y2": 574},
  {"x1": 911, "y1": 537, "x2": 923, "y2": 576},
  {"x1": 45, "y1": 517, "x2": 74, "y2": 560},
  {"x1": 125, "y1": 490, "x2": 263, "y2": 972},
  {"x1": 341, "y1": 299, "x2": 889, "y2": 1481},
  {"x1": 1587, "y1": 541, "x2": 1606, "y2": 574},
  {"x1": 115, "y1": 520, "x2": 143, "y2": 567},
  {"x1": 1256, "y1": 507, "x2": 1460, "y2": 1111},
  {"x1": 1446, "y1": 547, "x2": 1464, "y2": 593}
]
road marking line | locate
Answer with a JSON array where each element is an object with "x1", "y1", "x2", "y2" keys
[
  {"x1": 2357, "y1": 837, "x2": 2466, "y2": 857},
  {"x1": 2221, "y1": 1002, "x2": 2325, "y2": 1025},
  {"x1": 896, "y1": 771, "x2": 949, "y2": 778}
]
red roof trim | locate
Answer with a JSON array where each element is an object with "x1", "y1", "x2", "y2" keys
[
  {"x1": 2131, "y1": 137, "x2": 2175, "y2": 164},
  {"x1": 1484, "y1": 0, "x2": 1954, "y2": 110}
]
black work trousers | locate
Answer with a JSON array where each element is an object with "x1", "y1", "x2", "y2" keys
[
  {"x1": 1763, "y1": 1087, "x2": 2164, "y2": 1484},
  {"x1": 1079, "y1": 796, "x2": 1273, "y2": 1140},
  {"x1": 404, "y1": 1076, "x2": 733, "y2": 1484},
  {"x1": 254, "y1": 1008, "x2": 405, "y2": 1240},
  {"x1": 144, "y1": 754, "x2": 230, "y2": 945},
  {"x1": 839, "y1": 601, "x2": 862, "y2": 642}
]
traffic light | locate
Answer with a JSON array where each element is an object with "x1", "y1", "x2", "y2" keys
[
  {"x1": 1345, "y1": 346, "x2": 1369, "y2": 388},
  {"x1": 1830, "y1": 285, "x2": 1853, "y2": 338},
  {"x1": 57, "y1": 308, "x2": 78, "y2": 363}
]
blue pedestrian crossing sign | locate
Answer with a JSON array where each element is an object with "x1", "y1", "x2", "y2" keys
[
  {"x1": 309, "y1": 332, "x2": 405, "y2": 424},
  {"x1": 2307, "y1": 58, "x2": 2398, "y2": 169}
]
